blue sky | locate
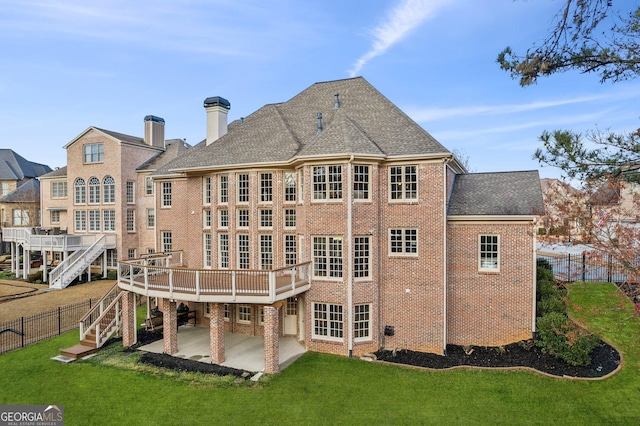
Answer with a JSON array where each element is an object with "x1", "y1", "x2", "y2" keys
[{"x1": 1, "y1": 0, "x2": 639, "y2": 179}]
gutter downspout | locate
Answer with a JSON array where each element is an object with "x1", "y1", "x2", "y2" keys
[
  {"x1": 532, "y1": 218, "x2": 537, "y2": 334},
  {"x1": 443, "y1": 158, "x2": 450, "y2": 354},
  {"x1": 347, "y1": 155, "x2": 354, "y2": 358}
]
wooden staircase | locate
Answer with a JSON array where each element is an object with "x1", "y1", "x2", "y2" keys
[{"x1": 59, "y1": 283, "x2": 123, "y2": 360}]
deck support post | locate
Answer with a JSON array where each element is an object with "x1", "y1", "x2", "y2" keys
[
  {"x1": 121, "y1": 291, "x2": 136, "y2": 346},
  {"x1": 209, "y1": 303, "x2": 225, "y2": 364},
  {"x1": 162, "y1": 298, "x2": 178, "y2": 354},
  {"x1": 264, "y1": 304, "x2": 281, "y2": 374}
]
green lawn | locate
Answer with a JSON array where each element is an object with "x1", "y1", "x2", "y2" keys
[{"x1": 1, "y1": 283, "x2": 639, "y2": 425}]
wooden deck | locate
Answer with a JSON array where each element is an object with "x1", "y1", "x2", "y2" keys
[{"x1": 118, "y1": 260, "x2": 312, "y2": 304}]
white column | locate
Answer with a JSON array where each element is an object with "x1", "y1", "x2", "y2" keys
[
  {"x1": 23, "y1": 248, "x2": 29, "y2": 279},
  {"x1": 42, "y1": 250, "x2": 48, "y2": 282}
]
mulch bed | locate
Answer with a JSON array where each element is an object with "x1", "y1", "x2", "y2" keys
[
  {"x1": 138, "y1": 352, "x2": 250, "y2": 378},
  {"x1": 374, "y1": 340, "x2": 620, "y2": 378},
  {"x1": 130, "y1": 329, "x2": 251, "y2": 378}
]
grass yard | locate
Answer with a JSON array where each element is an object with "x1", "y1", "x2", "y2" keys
[{"x1": 0, "y1": 282, "x2": 639, "y2": 425}]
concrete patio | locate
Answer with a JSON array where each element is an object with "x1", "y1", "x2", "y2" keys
[{"x1": 137, "y1": 325, "x2": 306, "y2": 372}]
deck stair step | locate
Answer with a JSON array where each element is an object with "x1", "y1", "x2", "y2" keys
[{"x1": 60, "y1": 344, "x2": 97, "y2": 359}]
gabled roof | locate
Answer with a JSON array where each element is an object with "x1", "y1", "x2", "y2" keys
[
  {"x1": 448, "y1": 171, "x2": 544, "y2": 216},
  {"x1": 1, "y1": 178, "x2": 40, "y2": 203},
  {"x1": 63, "y1": 127, "x2": 158, "y2": 150},
  {"x1": 0, "y1": 149, "x2": 52, "y2": 180},
  {"x1": 160, "y1": 77, "x2": 449, "y2": 174},
  {"x1": 137, "y1": 139, "x2": 191, "y2": 171}
]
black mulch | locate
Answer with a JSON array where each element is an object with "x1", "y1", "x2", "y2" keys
[
  {"x1": 374, "y1": 340, "x2": 620, "y2": 378},
  {"x1": 129, "y1": 330, "x2": 251, "y2": 378},
  {"x1": 138, "y1": 352, "x2": 250, "y2": 378}
]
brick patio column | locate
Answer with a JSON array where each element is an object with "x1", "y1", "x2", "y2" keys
[
  {"x1": 209, "y1": 303, "x2": 225, "y2": 364},
  {"x1": 162, "y1": 298, "x2": 178, "y2": 354},
  {"x1": 121, "y1": 291, "x2": 136, "y2": 347},
  {"x1": 264, "y1": 305, "x2": 280, "y2": 374}
]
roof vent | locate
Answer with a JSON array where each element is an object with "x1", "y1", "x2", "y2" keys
[
  {"x1": 334, "y1": 93, "x2": 340, "y2": 110},
  {"x1": 316, "y1": 112, "x2": 323, "y2": 135}
]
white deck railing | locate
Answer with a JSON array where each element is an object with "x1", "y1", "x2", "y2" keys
[
  {"x1": 118, "y1": 253, "x2": 311, "y2": 304},
  {"x1": 2, "y1": 227, "x2": 116, "y2": 252}
]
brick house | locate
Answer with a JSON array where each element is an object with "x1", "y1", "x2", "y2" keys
[
  {"x1": 0, "y1": 149, "x2": 51, "y2": 254},
  {"x1": 32, "y1": 77, "x2": 542, "y2": 372},
  {"x1": 18, "y1": 118, "x2": 189, "y2": 285},
  {"x1": 116, "y1": 77, "x2": 543, "y2": 372}
]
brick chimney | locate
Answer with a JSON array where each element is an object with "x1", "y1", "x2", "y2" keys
[
  {"x1": 204, "y1": 96, "x2": 230, "y2": 145},
  {"x1": 144, "y1": 115, "x2": 165, "y2": 148}
]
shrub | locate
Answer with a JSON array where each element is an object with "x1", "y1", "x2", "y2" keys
[
  {"x1": 536, "y1": 312, "x2": 600, "y2": 366},
  {"x1": 27, "y1": 271, "x2": 43, "y2": 283},
  {"x1": 0, "y1": 270, "x2": 16, "y2": 280},
  {"x1": 536, "y1": 257, "x2": 552, "y2": 270},
  {"x1": 537, "y1": 296, "x2": 565, "y2": 317},
  {"x1": 537, "y1": 271, "x2": 558, "y2": 303},
  {"x1": 107, "y1": 270, "x2": 118, "y2": 280}
]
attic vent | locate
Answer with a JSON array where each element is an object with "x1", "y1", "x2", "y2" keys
[
  {"x1": 316, "y1": 112, "x2": 323, "y2": 135},
  {"x1": 334, "y1": 93, "x2": 340, "y2": 110}
]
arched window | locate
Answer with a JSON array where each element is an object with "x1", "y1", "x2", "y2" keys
[
  {"x1": 74, "y1": 178, "x2": 86, "y2": 204},
  {"x1": 88, "y1": 177, "x2": 100, "y2": 204},
  {"x1": 103, "y1": 176, "x2": 115, "y2": 203}
]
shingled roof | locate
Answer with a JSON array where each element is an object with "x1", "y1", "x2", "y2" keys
[
  {"x1": 1, "y1": 178, "x2": 40, "y2": 203},
  {"x1": 0, "y1": 149, "x2": 52, "y2": 180},
  {"x1": 137, "y1": 139, "x2": 191, "y2": 171},
  {"x1": 448, "y1": 171, "x2": 544, "y2": 216},
  {"x1": 160, "y1": 77, "x2": 449, "y2": 174}
]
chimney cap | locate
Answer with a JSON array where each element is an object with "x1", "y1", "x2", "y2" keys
[
  {"x1": 204, "y1": 96, "x2": 231, "y2": 110},
  {"x1": 144, "y1": 115, "x2": 165, "y2": 124}
]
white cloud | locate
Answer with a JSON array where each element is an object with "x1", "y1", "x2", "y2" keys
[
  {"x1": 348, "y1": 0, "x2": 445, "y2": 77},
  {"x1": 405, "y1": 95, "x2": 614, "y2": 122}
]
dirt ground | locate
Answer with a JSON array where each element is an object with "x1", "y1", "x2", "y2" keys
[{"x1": 0, "y1": 279, "x2": 116, "y2": 323}]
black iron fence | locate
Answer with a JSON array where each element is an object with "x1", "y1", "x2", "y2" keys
[
  {"x1": 0, "y1": 298, "x2": 98, "y2": 354},
  {"x1": 537, "y1": 253, "x2": 639, "y2": 284}
]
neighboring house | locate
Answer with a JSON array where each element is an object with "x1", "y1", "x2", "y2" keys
[
  {"x1": 539, "y1": 178, "x2": 588, "y2": 241},
  {"x1": 589, "y1": 177, "x2": 640, "y2": 226},
  {"x1": 16, "y1": 77, "x2": 543, "y2": 373},
  {"x1": 0, "y1": 149, "x2": 52, "y2": 253},
  {"x1": 6, "y1": 117, "x2": 189, "y2": 284}
]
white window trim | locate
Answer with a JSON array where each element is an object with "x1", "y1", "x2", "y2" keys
[
  {"x1": 236, "y1": 304, "x2": 251, "y2": 324},
  {"x1": 145, "y1": 176, "x2": 154, "y2": 196},
  {"x1": 259, "y1": 208, "x2": 273, "y2": 229},
  {"x1": 312, "y1": 302, "x2": 344, "y2": 342},
  {"x1": 479, "y1": 234, "x2": 500, "y2": 272},
  {"x1": 259, "y1": 172, "x2": 273, "y2": 204},
  {"x1": 353, "y1": 164, "x2": 371, "y2": 202},
  {"x1": 237, "y1": 209, "x2": 250, "y2": 229},
  {"x1": 203, "y1": 176, "x2": 212, "y2": 205},
  {"x1": 312, "y1": 236, "x2": 343, "y2": 280},
  {"x1": 284, "y1": 171, "x2": 297, "y2": 204},
  {"x1": 218, "y1": 174, "x2": 228, "y2": 204},
  {"x1": 237, "y1": 173, "x2": 249, "y2": 204},
  {"x1": 353, "y1": 303, "x2": 372, "y2": 343},
  {"x1": 146, "y1": 208, "x2": 155, "y2": 228},
  {"x1": 353, "y1": 236, "x2": 371, "y2": 280},
  {"x1": 388, "y1": 164, "x2": 418, "y2": 202},
  {"x1": 284, "y1": 208, "x2": 296, "y2": 229},
  {"x1": 388, "y1": 228, "x2": 418, "y2": 257},
  {"x1": 312, "y1": 165, "x2": 343, "y2": 202},
  {"x1": 161, "y1": 182, "x2": 172, "y2": 208}
]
